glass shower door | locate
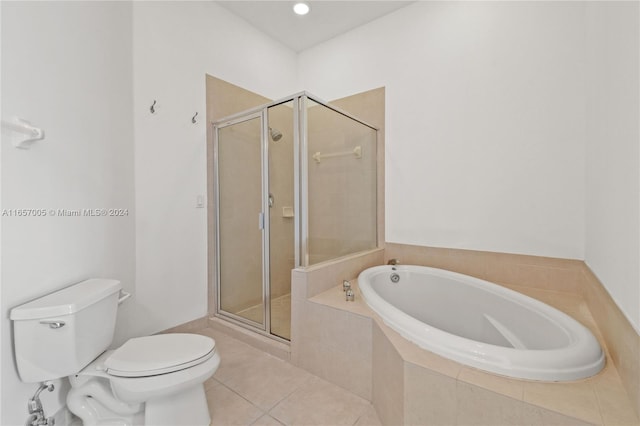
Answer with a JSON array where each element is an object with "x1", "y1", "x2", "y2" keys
[{"x1": 215, "y1": 114, "x2": 265, "y2": 327}]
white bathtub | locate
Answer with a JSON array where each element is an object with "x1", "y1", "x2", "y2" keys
[{"x1": 358, "y1": 265, "x2": 605, "y2": 381}]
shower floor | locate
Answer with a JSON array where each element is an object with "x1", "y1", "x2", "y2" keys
[{"x1": 236, "y1": 293, "x2": 291, "y2": 340}]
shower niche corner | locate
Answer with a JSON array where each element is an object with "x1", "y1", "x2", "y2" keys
[{"x1": 213, "y1": 93, "x2": 378, "y2": 342}]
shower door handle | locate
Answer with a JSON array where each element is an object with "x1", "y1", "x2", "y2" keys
[{"x1": 258, "y1": 212, "x2": 265, "y2": 230}]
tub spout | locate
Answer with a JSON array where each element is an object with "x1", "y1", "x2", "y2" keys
[{"x1": 387, "y1": 259, "x2": 400, "y2": 266}]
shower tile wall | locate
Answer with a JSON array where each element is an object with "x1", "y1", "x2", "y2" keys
[
  {"x1": 307, "y1": 104, "x2": 377, "y2": 264},
  {"x1": 329, "y1": 88, "x2": 386, "y2": 249}
]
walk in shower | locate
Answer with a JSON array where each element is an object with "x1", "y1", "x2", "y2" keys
[{"x1": 212, "y1": 92, "x2": 378, "y2": 341}]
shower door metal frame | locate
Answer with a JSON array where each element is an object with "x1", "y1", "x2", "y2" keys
[
  {"x1": 212, "y1": 91, "x2": 378, "y2": 343},
  {"x1": 213, "y1": 111, "x2": 271, "y2": 334}
]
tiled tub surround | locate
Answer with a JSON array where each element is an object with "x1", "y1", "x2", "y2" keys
[
  {"x1": 385, "y1": 243, "x2": 640, "y2": 420},
  {"x1": 308, "y1": 281, "x2": 637, "y2": 425},
  {"x1": 290, "y1": 249, "x2": 385, "y2": 399},
  {"x1": 291, "y1": 246, "x2": 639, "y2": 425},
  {"x1": 583, "y1": 266, "x2": 640, "y2": 421}
]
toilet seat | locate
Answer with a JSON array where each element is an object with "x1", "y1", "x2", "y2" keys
[
  {"x1": 105, "y1": 333, "x2": 216, "y2": 378},
  {"x1": 109, "y1": 350, "x2": 220, "y2": 404}
]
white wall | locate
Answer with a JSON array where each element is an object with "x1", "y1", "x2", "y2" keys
[
  {"x1": 0, "y1": 2, "x2": 297, "y2": 423},
  {"x1": 1, "y1": 3, "x2": 135, "y2": 425},
  {"x1": 0, "y1": 2, "x2": 4, "y2": 423},
  {"x1": 132, "y1": 2, "x2": 298, "y2": 337},
  {"x1": 299, "y1": 1, "x2": 587, "y2": 259},
  {"x1": 585, "y1": 2, "x2": 640, "y2": 332},
  {"x1": 300, "y1": 1, "x2": 639, "y2": 331}
]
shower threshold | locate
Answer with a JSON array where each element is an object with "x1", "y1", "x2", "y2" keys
[{"x1": 236, "y1": 293, "x2": 291, "y2": 341}]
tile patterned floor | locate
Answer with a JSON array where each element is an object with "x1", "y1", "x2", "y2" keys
[{"x1": 197, "y1": 327, "x2": 381, "y2": 426}]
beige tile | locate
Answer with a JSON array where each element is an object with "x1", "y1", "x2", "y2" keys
[
  {"x1": 206, "y1": 382, "x2": 264, "y2": 426},
  {"x1": 457, "y1": 367, "x2": 523, "y2": 400},
  {"x1": 297, "y1": 300, "x2": 371, "y2": 399},
  {"x1": 289, "y1": 301, "x2": 303, "y2": 365},
  {"x1": 204, "y1": 376, "x2": 222, "y2": 391},
  {"x1": 385, "y1": 242, "x2": 447, "y2": 268},
  {"x1": 223, "y1": 351, "x2": 314, "y2": 411},
  {"x1": 521, "y1": 403, "x2": 595, "y2": 426},
  {"x1": 385, "y1": 244, "x2": 585, "y2": 293},
  {"x1": 306, "y1": 249, "x2": 382, "y2": 282},
  {"x1": 523, "y1": 255, "x2": 583, "y2": 270},
  {"x1": 404, "y1": 362, "x2": 457, "y2": 425},
  {"x1": 485, "y1": 256, "x2": 521, "y2": 287},
  {"x1": 269, "y1": 376, "x2": 370, "y2": 426},
  {"x1": 206, "y1": 320, "x2": 291, "y2": 361},
  {"x1": 310, "y1": 281, "x2": 374, "y2": 318},
  {"x1": 515, "y1": 263, "x2": 550, "y2": 289},
  {"x1": 306, "y1": 263, "x2": 339, "y2": 298},
  {"x1": 593, "y1": 366, "x2": 640, "y2": 426},
  {"x1": 291, "y1": 270, "x2": 308, "y2": 301},
  {"x1": 309, "y1": 301, "x2": 372, "y2": 356},
  {"x1": 301, "y1": 301, "x2": 346, "y2": 345},
  {"x1": 456, "y1": 380, "x2": 523, "y2": 426},
  {"x1": 325, "y1": 345, "x2": 372, "y2": 400},
  {"x1": 375, "y1": 317, "x2": 460, "y2": 379},
  {"x1": 372, "y1": 323, "x2": 404, "y2": 425},
  {"x1": 444, "y1": 247, "x2": 490, "y2": 280},
  {"x1": 582, "y1": 267, "x2": 640, "y2": 419},
  {"x1": 297, "y1": 338, "x2": 372, "y2": 400},
  {"x1": 296, "y1": 338, "x2": 330, "y2": 378},
  {"x1": 523, "y1": 381, "x2": 603, "y2": 424},
  {"x1": 499, "y1": 285, "x2": 596, "y2": 332},
  {"x1": 547, "y1": 266, "x2": 581, "y2": 294},
  {"x1": 251, "y1": 414, "x2": 285, "y2": 426},
  {"x1": 354, "y1": 404, "x2": 383, "y2": 426},
  {"x1": 199, "y1": 329, "x2": 273, "y2": 384}
]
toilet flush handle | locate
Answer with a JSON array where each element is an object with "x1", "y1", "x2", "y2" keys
[
  {"x1": 118, "y1": 291, "x2": 131, "y2": 305},
  {"x1": 39, "y1": 320, "x2": 65, "y2": 329}
]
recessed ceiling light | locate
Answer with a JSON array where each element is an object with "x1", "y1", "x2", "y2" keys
[{"x1": 293, "y1": 2, "x2": 310, "y2": 15}]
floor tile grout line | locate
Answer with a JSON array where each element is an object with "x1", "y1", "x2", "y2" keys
[
  {"x1": 217, "y1": 381, "x2": 268, "y2": 419},
  {"x1": 266, "y1": 374, "x2": 317, "y2": 422},
  {"x1": 590, "y1": 382, "x2": 608, "y2": 426},
  {"x1": 216, "y1": 360, "x2": 313, "y2": 416},
  {"x1": 248, "y1": 413, "x2": 286, "y2": 426},
  {"x1": 350, "y1": 403, "x2": 374, "y2": 426},
  {"x1": 203, "y1": 327, "x2": 382, "y2": 426}
]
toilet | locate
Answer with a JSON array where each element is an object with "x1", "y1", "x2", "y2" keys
[{"x1": 10, "y1": 278, "x2": 220, "y2": 426}]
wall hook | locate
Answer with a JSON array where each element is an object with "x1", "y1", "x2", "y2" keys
[
  {"x1": 1, "y1": 117, "x2": 45, "y2": 149},
  {"x1": 192, "y1": 112, "x2": 198, "y2": 124},
  {"x1": 150, "y1": 100, "x2": 157, "y2": 114}
]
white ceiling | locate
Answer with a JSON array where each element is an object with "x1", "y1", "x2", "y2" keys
[{"x1": 216, "y1": 1, "x2": 414, "y2": 52}]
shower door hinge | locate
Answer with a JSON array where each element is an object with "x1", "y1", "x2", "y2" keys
[{"x1": 258, "y1": 212, "x2": 265, "y2": 230}]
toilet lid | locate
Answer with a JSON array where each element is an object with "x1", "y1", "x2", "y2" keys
[{"x1": 104, "y1": 333, "x2": 216, "y2": 378}]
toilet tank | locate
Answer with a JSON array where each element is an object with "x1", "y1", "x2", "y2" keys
[{"x1": 10, "y1": 278, "x2": 122, "y2": 383}]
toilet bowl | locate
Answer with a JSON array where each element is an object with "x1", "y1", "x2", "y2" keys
[
  {"x1": 67, "y1": 333, "x2": 220, "y2": 425},
  {"x1": 10, "y1": 278, "x2": 220, "y2": 426}
]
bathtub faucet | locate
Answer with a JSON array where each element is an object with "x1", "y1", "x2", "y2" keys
[{"x1": 387, "y1": 259, "x2": 400, "y2": 266}]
